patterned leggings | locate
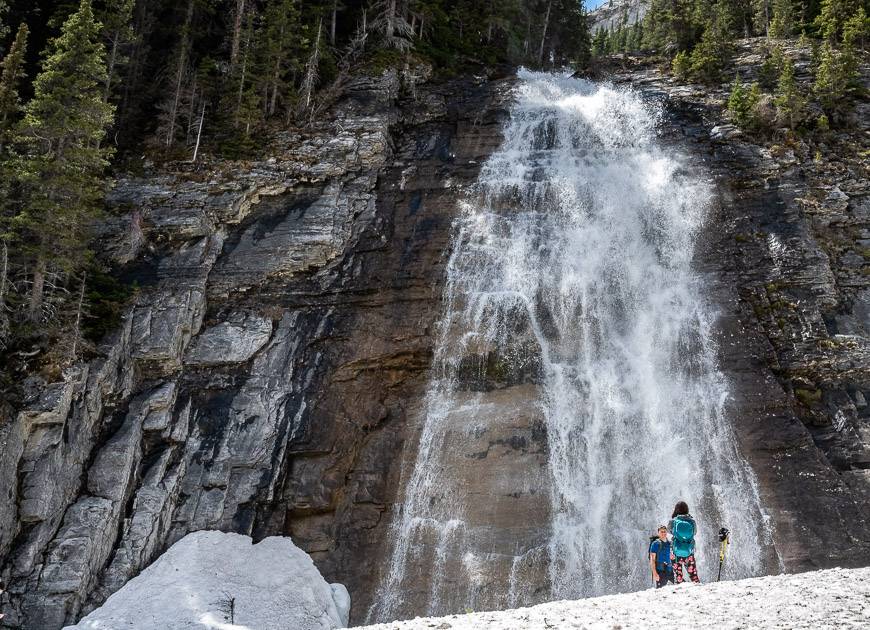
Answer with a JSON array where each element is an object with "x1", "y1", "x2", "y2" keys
[{"x1": 673, "y1": 554, "x2": 700, "y2": 584}]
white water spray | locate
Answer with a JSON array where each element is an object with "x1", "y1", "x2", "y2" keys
[{"x1": 370, "y1": 70, "x2": 772, "y2": 623}]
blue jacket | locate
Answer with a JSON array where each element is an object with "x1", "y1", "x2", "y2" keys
[{"x1": 649, "y1": 539, "x2": 672, "y2": 571}]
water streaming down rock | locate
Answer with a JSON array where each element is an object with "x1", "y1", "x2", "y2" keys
[{"x1": 370, "y1": 70, "x2": 773, "y2": 622}]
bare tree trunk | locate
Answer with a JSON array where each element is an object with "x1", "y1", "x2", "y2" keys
[
  {"x1": 538, "y1": 0, "x2": 552, "y2": 65},
  {"x1": 166, "y1": 0, "x2": 195, "y2": 147},
  {"x1": 386, "y1": 0, "x2": 396, "y2": 41},
  {"x1": 192, "y1": 99, "x2": 206, "y2": 161},
  {"x1": 301, "y1": 19, "x2": 323, "y2": 111},
  {"x1": 104, "y1": 35, "x2": 120, "y2": 102},
  {"x1": 70, "y1": 272, "x2": 87, "y2": 361},
  {"x1": 330, "y1": 0, "x2": 338, "y2": 45},
  {"x1": 230, "y1": 0, "x2": 246, "y2": 68},
  {"x1": 186, "y1": 79, "x2": 197, "y2": 144},
  {"x1": 0, "y1": 240, "x2": 8, "y2": 307},
  {"x1": 524, "y1": 12, "x2": 532, "y2": 55},
  {"x1": 236, "y1": 41, "x2": 249, "y2": 126},
  {"x1": 269, "y1": 17, "x2": 283, "y2": 118},
  {"x1": 28, "y1": 257, "x2": 46, "y2": 323}
]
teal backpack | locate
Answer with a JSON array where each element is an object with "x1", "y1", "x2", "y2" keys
[{"x1": 672, "y1": 515, "x2": 696, "y2": 558}]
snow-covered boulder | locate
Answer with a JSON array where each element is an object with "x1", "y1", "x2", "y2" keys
[{"x1": 64, "y1": 531, "x2": 349, "y2": 630}]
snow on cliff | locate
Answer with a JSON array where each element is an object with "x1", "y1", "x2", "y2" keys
[
  {"x1": 362, "y1": 567, "x2": 870, "y2": 629},
  {"x1": 64, "y1": 531, "x2": 350, "y2": 630}
]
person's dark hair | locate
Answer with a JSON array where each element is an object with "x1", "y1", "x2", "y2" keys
[{"x1": 672, "y1": 501, "x2": 689, "y2": 518}]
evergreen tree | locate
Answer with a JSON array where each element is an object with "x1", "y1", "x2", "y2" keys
[
  {"x1": 9, "y1": 0, "x2": 115, "y2": 321},
  {"x1": 814, "y1": 5, "x2": 866, "y2": 116},
  {"x1": 0, "y1": 23, "x2": 28, "y2": 154},
  {"x1": 769, "y1": 0, "x2": 794, "y2": 37},
  {"x1": 814, "y1": 0, "x2": 858, "y2": 42},
  {"x1": 0, "y1": 0, "x2": 8, "y2": 47},
  {"x1": 371, "y1": 0, "x2": 414, "y2": 51},
  {"x1": 813, "y1": 40, "x2": 847, "y2": 113},
  {"x1": 753, "y1": 0, "x2": 772, "y2": 35},
  {"x1": 774, "y1": 57, "x2": 805, "y2": 128},
  {"x1": 258, "y1": 0, "x2": 304, "y2": 117},
  {"x1": 758, "y1": 43, "x2": 784, "y2": 88},
  {"x1": 672, "y1": 49, "x2": 692, "y2": 77},
  {"x1": 689, "y1": 1, "x2": 734, "y2": 82},
  {"x1": 727, "y1": 76, "x2": 761, "y2": 128},
  {"x1": 99, "y1": 0, "x2": 136, "y2": 102}
]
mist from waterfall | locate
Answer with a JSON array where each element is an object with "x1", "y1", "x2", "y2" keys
[{"x1": 369, "y1": 70, "x2": 773, "y2": 623}]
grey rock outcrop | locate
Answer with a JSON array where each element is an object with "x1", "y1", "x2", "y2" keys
[
  {"x1": 589, "y1": 0, "x2": 649, "y2": 34},
  {"x1": 0, "y1": 65, "x2": 511, "y2": 629},
  {"x1": 609, "y1": 38, "x2": 870, "y2": 567}
]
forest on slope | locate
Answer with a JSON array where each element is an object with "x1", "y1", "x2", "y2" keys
[
  {"x1": 0, "y1": 0, "x2": 588, "y2": 390},
  {"x1": 593, "y1": 0, "x2": 868, "y2": 120}
]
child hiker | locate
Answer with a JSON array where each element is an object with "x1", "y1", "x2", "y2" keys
[
  {"x1": 669, "y1": 501, "x2": 701, "y2": 584},
  {"x1": 649, "y1": 525, "x2": 674, "y2": 588}
]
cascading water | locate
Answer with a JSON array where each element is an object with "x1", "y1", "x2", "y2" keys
[{"x1": 369, "y1": 70, "x2": 774, "y2": 623}]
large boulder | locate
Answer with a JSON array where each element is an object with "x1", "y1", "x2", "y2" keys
[{"x1": 63, "y1": 531, "x2": 349, "y2": 630}]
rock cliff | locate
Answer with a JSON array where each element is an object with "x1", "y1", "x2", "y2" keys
[
  {"x1": 1, "y1": 40, "x2": 869, "y2": 629},
  {"x1": 589, "y1": 0, "x2": 648, "y2": 34},
  {"x1": 610, "y1": 40, "x2": 870, "y2": 569},
  {"x1": 0, "y1": 64, "x2": 510, "y2": 628}
]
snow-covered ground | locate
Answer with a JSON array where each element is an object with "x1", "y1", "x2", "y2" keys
[
  {"x1": 361, "y1": 567, "x2": 870, "y2": 629},
  {"x1": 65, "y1": 531, "x2": 349, "y2": 630}
]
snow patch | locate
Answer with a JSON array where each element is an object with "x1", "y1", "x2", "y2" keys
[
  {"x1": 65, "y1": 531, "x2": 348, "y2": 630},
  {"x1": 360, "y1": 567, "x2": 870, "y2": 629}
]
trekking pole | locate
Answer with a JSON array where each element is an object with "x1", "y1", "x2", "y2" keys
[{"x1": 717, "y1": 527, "x2": 730, "y2": 582}]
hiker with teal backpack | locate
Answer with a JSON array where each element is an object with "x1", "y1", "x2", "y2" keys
[
  {"x1": 669, "y1": 501, "x2": 700, "y2": 584},
  {"x1": 648, "y1": 525, "x2": 674, "y2": 588}
]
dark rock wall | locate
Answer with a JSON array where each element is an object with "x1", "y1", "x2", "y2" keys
[
  {"x1": 615, "y1": 40, "x2": 870, "y2": 572},
  {"x1": 0, "y1": 68, "x2": 510, "y2": 629},
  {"x1": 1, "y1": 44, "x2": 869, "y2": 629}
]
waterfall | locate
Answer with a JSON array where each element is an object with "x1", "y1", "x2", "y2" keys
[{"x1": 369, "y1": 70, "x2": 773, "y2": 623}]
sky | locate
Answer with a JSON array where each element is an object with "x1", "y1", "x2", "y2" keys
[{"x1": 586, "y1": 0, "x2": 611, "y2": 10}]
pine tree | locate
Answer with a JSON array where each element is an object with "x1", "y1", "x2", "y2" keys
[
  {"x1": 813, "y1": 41, "x2": 846, "y2": 114},
  {"x1": 10, "y1": 0, "x2": 115, "y2": 321},
  {"x1": 774, "y1": 57, "x2": 805, "y2": 128},
  {"x1": 371, "y1": 0, "x2": 414, "y2": 51},
  {"x1": 727, "y1": 77, "x2": 761, "y2": 128},
  {"x1": 814, "y1": 0, "x2": 859, "y2": 43},
  {"x1": 0, "y1": 23, "x2": 28, "y2": 154},
  {"x1": 814, "y1": 5, "x2": 866, "y2": 117},
  {"x1": 0, "y1": 0, "x2": 9, "y2": 47},
  {"x1": 689, "y1": 2, "x2": 734, "y2": 83},
  {"x1": 258, "y1": 0, "x2": 303, "y2": 117},
  {"x1": 100, "y1": 0, "x2": 136, "y2": 102},
  {"x1": 768, "y1": 0, "x2": 794, "y2": 37}
]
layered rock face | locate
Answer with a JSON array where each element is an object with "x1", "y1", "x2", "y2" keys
[
  {"x1": 0, "y1": 67, "x2": 510, "y2": 628},
  {"x1": 1, "y1": 43, "x2": 869, "y2": 630},
  {"x1": 612, "y1": 39, "x2": 870, "y2": 569}
]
